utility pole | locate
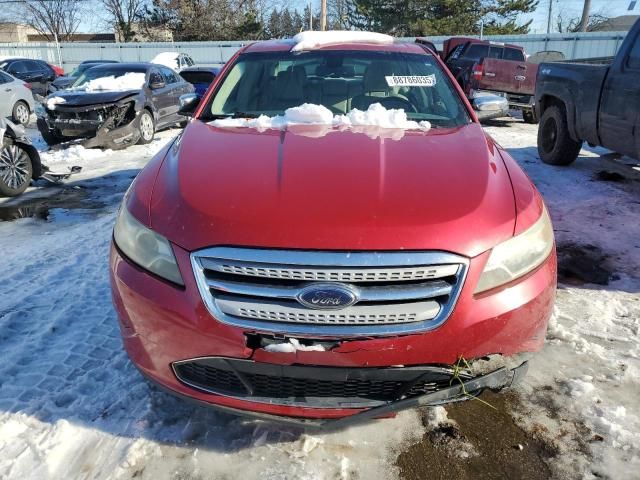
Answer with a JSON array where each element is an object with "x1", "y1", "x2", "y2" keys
[
  {"x1": 546, "y1": 0, "x2": 553, "y2": 34},
  {"x1": 309, "y1": 0, "x2": 313, "y2": 30},
  {"x1": 320, "y1": 0, "x2": 327, "y2": 30},
  {"x1": 578, "y1": 0, "x2": 591, "y2": 32}
]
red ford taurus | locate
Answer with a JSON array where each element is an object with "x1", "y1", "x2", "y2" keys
[{"x1": 110, "y1": 33, "x2": 556, "y2": 427}]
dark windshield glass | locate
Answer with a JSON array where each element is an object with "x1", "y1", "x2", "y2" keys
[{"x1": 202, "y1": 50, "x2": 470, "y2": 127}]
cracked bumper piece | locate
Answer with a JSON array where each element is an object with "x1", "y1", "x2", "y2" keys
[
  {"x1": 110, "y1": 241, "x2": 555, "y2": 421},
  {"x1": 141, "y1": 361, "x2": 528, "y2": 429}
]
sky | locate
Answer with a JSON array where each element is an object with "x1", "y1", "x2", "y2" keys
[
  {"x1": 75, "y1": 0, "x2": 639, "y2": 35},
  {"x1": 292, "y1": 0, "x2": 637, "y2": 34}
]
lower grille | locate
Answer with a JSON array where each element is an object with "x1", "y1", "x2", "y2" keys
[
  {"x1": 190, "y1": 248, "x2": 468, "y2": 336},
  {"x1": 173, "y1": 357, "x2": 472, "y2": 408}
]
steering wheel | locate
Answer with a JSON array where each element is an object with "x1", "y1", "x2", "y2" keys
[{"x1": 378, "y1": 96, "x2": 417, "y2": 112}]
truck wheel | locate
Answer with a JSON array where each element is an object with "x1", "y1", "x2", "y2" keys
[
  {"x1": 522, "y1": 109, "x2": 537, "y2": 124},
  {"x1": 537, "y1": 105, "x2": 582, "y2": 166},
  {"x1": 12, "y1": 101, "x2": 30, "y2": 125},
  {"x1": 137, "y1": 110, "x2": 155, "y2": 145},
  {"x1": 0, "y1": 141, "x2": 33, "y2": 196}
]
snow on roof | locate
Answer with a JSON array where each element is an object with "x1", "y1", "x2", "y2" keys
[
  {"x1": 151, "y1": 52, "x2": 179, "y2": 71},
  {"x1": 291, "y1": 30, "x2": 394, "y2": 52},
  {"x1": 211, "y1": 103, "x2": 430, "y2": 139},
  {"x1": 72, "y1": 72, "x2": 146, "y2": 92}
]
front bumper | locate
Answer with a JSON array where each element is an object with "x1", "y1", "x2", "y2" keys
[
  {"x1": 110, "y1": 242, "x2": 556, "y2": 420},
  {"x1": 37, "y1": 100, "x2": 141, "y2": 149}
]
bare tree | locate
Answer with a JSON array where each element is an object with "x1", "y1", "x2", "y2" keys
[
  {"x1": 22, "y1": 0, "x2": 83, "y2": 41},
  {"x1": 577, "y1": 0, "x2": 591, "y2": 32},
  {"x1": 102, "y1": 0, "x2": 147, "y2": 42}
]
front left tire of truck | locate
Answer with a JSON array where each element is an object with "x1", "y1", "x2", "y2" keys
[{"x1": 537, "y1": 105, "x2": 582, "y2": 166}]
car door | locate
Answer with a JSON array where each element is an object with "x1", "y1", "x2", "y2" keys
[
  {"x1": 0, "y1": 71, "x2": 14, "y2": 119},
  {"x1": 21, "y1": 60, "x2": 49, "y2": 96},
  {"x1": 598, "y1": 29, "x2": 640, "y2": 159},
  {"x1": 148, "y1": 67, "x2": 174, "y2": 127},
  {"x1": 35, "y1": 61, "x2": 56, "y2": 94}
]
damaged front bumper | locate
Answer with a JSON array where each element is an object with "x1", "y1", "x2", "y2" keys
[
  {"x1": 38, "y1": 97, "x2": 141, "y2": 149},
  {"x1": 141, "y1": 361, "x2": 528, "y2": 429}
]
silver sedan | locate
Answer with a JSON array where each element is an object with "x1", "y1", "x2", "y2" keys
[{"x1": 0, "y1": 70, "x2": 35, "y2": 125}]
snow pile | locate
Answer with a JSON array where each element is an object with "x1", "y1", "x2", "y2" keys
[
  {"x1": 211, "y1": 103, "x2": 431, "y2": 133},
  {"x1": 151, "y1": 52, "x2": 179, "y2": 71},
  {"x1": 292, "y1": 30, "x2": 394, "y2": 51},
  {"x1": 263, "y1": 338, "x2": 326, "y2": 353},
  {"x1": 46, "y1": 96, "x2": 66, "y2": 110},
  {"x1": 73, "y1": 72, "x2": 146, "y2": 92}
]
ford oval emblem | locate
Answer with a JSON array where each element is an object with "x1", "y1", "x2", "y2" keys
[{"x1": 297, "y1": 283, "x2": 358, "y2": 310}]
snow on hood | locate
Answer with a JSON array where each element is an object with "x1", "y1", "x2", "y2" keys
[
  {"x1": 291, "y1": 30, "x2": 394, "y2": 51},
  {"x1": 72, "y1": 72, "x2": 146, "y2": 92},
  {"x1": 46, "y1": 96, "x2": 67, "y2": 110},
  {"x1": 211, "y1": 103, "x2": 431, "y2": 136},
  {"x1": 151, "y1": 52, "x2": 179, "y2": 71}
]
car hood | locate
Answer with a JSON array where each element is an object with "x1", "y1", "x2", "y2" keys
[
  {"x1": 149, "y1": 121, "x2": 516, "y2": 257},
  {"x1": 48, "y1": 89, "x2": 139, "y2": 106}
]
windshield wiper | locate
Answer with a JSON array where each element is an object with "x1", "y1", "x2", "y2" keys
[{"x1": 208, "y1": 112, "x2": 261, "y2": 120}]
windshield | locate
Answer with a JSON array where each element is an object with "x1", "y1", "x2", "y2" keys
[
  {"x1": 202, "y1": 50, "x2": 470, "y2": 128},
  {"x1": 70, "y1": 63, "x2": 98, "y2": 78},
  {"x1": 73, "y1": 67, "x2": 146, "y2": 88}
]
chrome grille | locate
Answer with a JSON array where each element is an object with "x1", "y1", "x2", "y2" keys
[{"x1": 191, "y1": 248, "x2": 468, "y2": 337}]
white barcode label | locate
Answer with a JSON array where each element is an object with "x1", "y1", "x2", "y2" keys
[{"x1": 385, "y1": 75, "x2": 436, "y2": 87}]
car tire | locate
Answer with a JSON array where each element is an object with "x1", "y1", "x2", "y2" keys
[
  {"x1": 522, "y1": 109, "x2": 537, "y2": 124},
  {"x1": 137, "y1": 110, "x2": 155, "y2": 145},
  {"x1": 0, "y1": 140, "x2": 33, "y2": 197},
  {"x1": 537, "y1": 105, "x2": 582, "y2": 166},
  {"x1": 12, "y1": 101, "x2": 31, "y2": 126}
]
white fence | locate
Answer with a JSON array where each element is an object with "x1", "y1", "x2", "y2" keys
[{"x1": 0, "y1": 31, "x2": 629, "y2": 73}]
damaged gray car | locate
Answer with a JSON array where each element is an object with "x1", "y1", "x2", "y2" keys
[{"x1": 37, "y1": 63, "x2": 194, "y2": 150}]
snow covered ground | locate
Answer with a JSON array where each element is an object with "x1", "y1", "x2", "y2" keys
[{"x1": 0, "y1": 118, "x2": 638, "y2": 479}]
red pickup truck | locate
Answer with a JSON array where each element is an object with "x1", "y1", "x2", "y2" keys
[{"x1": 444, "y1": 37, "x2": 539, "y2": 123}]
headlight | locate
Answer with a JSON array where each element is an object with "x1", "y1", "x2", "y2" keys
[
  {"x1": 113, "y1": 205, "x2": 184, "y2": 286},
  {"x1": 475, "y1": 206, "x2": 554, "y2": 294}
]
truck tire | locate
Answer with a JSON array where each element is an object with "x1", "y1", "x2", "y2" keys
[
  {"x1": 537, "y1": 105, "x2": 582, "y2": 166},
  {"x1": 522, "y1": 109, "x2": 537, "y2": 124}
]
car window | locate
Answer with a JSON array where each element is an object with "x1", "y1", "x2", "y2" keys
[
  {"x1": 204, "y1": 50, "x2": 471, "y2": 128},
  {"x1": 7, "y1": 61, "x2": 28, "y2": 74},
  {"x1": 160, "y1": 66, "x2": 179, "y2": 84},
  {"x1": 503, "y1": 48, "x2": 525, "y2": 62},
  {"x1": 626, "y1": 32, "x2": 640, "y2": 70},
  {"x1": 149, "y1": 69, "x2": 165, "y2": 86},
  {"x1": 185, "y1": 56, "x2": 195, "y2": 66},
  {"x1": 180, "y1": 70, "x2": 214, "y2": 84},
  {"x1": 0, "y1": 70, "x2": 11, "y2": 84},
  {"x1": 25, "y1": 60, "x2": 42, "y2": 72},
  {"x1": 464, "y1": 44, "x2": 489, "y2": 61},
  {"x1": 488, "y1": 46, "x2": 503, "y2": 59},
  {"x1": 447, "y1": 44, "x2": 466, "y2": 61}
]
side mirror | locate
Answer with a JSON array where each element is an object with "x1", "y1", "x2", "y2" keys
[
  {"x1": 178, "y1": 93, "x2": 200, "y2": 116},
  {"x1": 471, "y1": 93, "x2": 509, "y2": 121},
  {"x1": 150, "y1": 79, "x2": 166, "y2": 90}
]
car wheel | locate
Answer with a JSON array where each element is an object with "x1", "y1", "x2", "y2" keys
[
  {"x1": 0, "y1": 141, "x2": 33, "y2": 196},
  {"x1": 138, "y1": 110, "x2": 155, "y2": 144},
  {"x1": 12, "y1": 101, "x2": 30, "y2": 125},
  {"x1": 522, "y1": 109, "x2": 537, "y2": 124},
  {"x1": 537, "y1": 105, "x2": 582, "y2": 166}
]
